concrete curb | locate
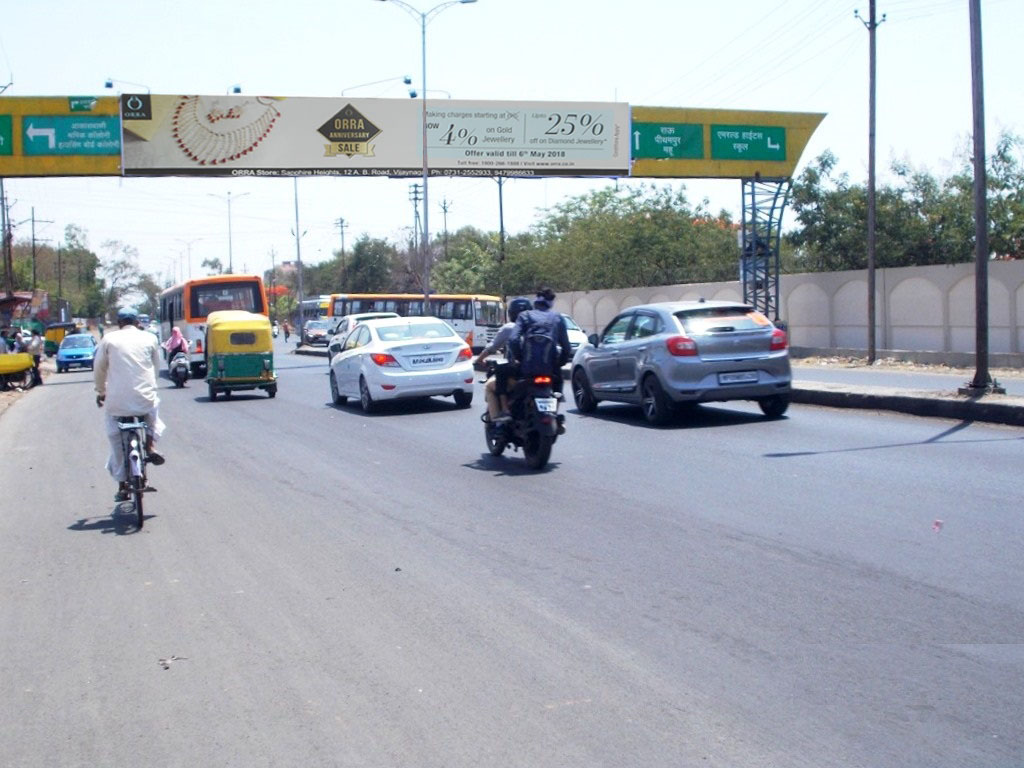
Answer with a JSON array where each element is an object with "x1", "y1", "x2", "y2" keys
[{"x1": 791, "y1": 383, "x2": 1024, "y2": 427}]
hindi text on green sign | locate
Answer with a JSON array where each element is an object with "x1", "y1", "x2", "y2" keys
[
  {"x1": 632, "y1": 122, "x2": 702, "y2": 160},
  {"x1": 710, "y1": 124, "x2": 786, "y2": 161}
]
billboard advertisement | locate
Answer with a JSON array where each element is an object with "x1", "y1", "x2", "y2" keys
[{"x1": 121, "y1": 95, "x2": 629, "y2": 178}]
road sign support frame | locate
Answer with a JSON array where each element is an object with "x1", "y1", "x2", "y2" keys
[{"x1": 740, "y1": 176, "x2": 791, "y2": 323}]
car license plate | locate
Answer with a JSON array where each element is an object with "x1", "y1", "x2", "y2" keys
[
  {"x1": 410, "y1": 354, "x2": 444, "y2": 366},
  {"x1": 718, "y1": 371, "x2": 759, "y2": 384},
  {"x1": 534, "y1": 397, "x2": 558, "y2": 413}
]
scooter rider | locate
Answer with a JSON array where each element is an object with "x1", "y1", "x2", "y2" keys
[{"x1": 473, "y1": 297, "x2": 532, "y2": 424}]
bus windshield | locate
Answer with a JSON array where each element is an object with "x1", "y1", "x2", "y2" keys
[
  {"x1": 191, "y1": 281, "x2": 265, "y2": 318},
  {"x1": 475, "y1": 300, "x2": 505, "y2": 327}
]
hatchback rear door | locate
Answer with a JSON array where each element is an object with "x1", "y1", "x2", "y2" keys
[{"x1": 674, "y1": 306, "x2": 776, "y2": 362}]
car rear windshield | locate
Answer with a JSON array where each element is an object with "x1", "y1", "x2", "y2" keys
[
  {"x1": 375, "y1": 322, "x2": 455, "y2": 341},
  {"x1": 61, "y1": 336, "x2": 94, "y2": 349},
  {"x1": 674, "y1": 307, "x2": 773, "y2": 335},
  {"x1": 306, "y1": 321, "x2": 330, "y2": 330}
]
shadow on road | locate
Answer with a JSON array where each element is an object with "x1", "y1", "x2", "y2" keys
[
  {"x1": 68, "y1": 505, "x2": 151, "y2": 535},
  {"x1": 763, "y1": 419, "x2": 1024, "y2": 459},
  {"x1": 462, "y1": 453, "x2": 561, "y2": 476}
]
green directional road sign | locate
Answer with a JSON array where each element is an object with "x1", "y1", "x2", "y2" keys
[
  {"x1": 0, "y1": 115, "x2": 12, "y2": 156},
  {"x1": 22, "y1": 115, "x2": 120, "y2": 156},
  {"x1": 710, "y1": 124, "x2": 786, "y2": 162},
  {"x1": 632, "y1": 122, "x2": 702, "y2": 160}
]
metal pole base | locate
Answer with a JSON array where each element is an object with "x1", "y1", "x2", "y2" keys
[{"x1": 958, "y1": 381, "x2": 1007, "y2": 396}]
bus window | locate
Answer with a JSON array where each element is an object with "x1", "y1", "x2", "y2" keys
[
  {"x1": 475, "y1": 300, "x2": 505, "y2": 327},
  {"x1": 406, "y1": 300, "x2": 424, "y2": 316},
  {"x1": 191, "y1": 281, "x2": 263, "y2": 318}
]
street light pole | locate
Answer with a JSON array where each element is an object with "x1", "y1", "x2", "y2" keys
[
  {"x1": 374, "y1": 0, "x2": 477, "y2": 302},
  {"x1": 176, "y1": 238, "x2": 200, "y2": 281},
  {"x1": 208, "y1": 192, "x2": 249, "y2": 274}
]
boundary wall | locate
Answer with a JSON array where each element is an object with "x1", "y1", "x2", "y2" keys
[{"x1": 558, "y1": 261, "x2": 1024, "y2": 367}]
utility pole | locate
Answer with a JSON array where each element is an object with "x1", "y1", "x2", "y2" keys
[
  {"x1": 334, "y1": 217, "x2": 348, "y2": 288},
  {"x1": 495, "y1": 177, "x2": 506, "y2": 264},
  {"x1": 269, "y1": 248, "x2": 277, "y2": 320},
  {"x1": 961, "y1": 0, "x2": 1002, "y2": 395},
  {"x1": 856, "y1": 2, "x2": 884, "y2": 364},
  {"x1": 1, "y1": 178, "x2": 12, "y2": 297},
  {"x1": 31, "y1": 208, "x2": 54, "y2": 292},
  {"x1": 409, "y1": 183, "x2": 422, "y2": 257},
  {"x1": 440, "y1": 198, "x2": 451, "y2": 259}
]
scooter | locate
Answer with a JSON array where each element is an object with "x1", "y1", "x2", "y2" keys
[
  {"x1": 272, "y1": 324, "x2": 279, "y2": 338},
  {"x1": 169, "y1": 351, "x2": 190, "y2": 388},
  {"x1": 481, "y1": 361, "x2": 564, "y2": 470}
]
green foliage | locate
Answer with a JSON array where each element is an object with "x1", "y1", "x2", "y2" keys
[
  {"x1": 502, "y1": 185, "x2": 740, "y2": 294},
  {"x1": 787, "y1": 132, "x2": 1024, "y2": 271},
  {"x1": 345, "y1": 236, "x2": 397, "y2": 292}
]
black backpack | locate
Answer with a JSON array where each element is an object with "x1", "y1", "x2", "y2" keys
[{"x1": 516, "y1": 310, "x2": 560, "y2": 377}]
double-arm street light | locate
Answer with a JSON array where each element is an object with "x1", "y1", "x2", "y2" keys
[
  {"x1": 207, "y1": 191, "x2": 250, "y2": 274},
  {"x1": 374, "y1": 0, "x2": 477, "y2": 300}
]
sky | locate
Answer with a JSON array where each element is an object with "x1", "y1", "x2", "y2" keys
[{"x1": 1, "y1": 0, "x2": 1021, "y2": 286}]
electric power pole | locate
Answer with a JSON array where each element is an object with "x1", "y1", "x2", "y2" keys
[
  {"x1": 31, "y1": 208, "x2": 53, "y2": 292},
  {"x1": 857, "y1": 3, "x2": 884, "y2": 364},
  {"x1": 961, "y1": 0, "x2": 1003, "y2": 394},
  {"x1": 409, "y1": 183, "x2": 423, "y2": 256},
  {"x1": 334, "y1": 217, "x2": 349, "y2": 288},
  {"x1": 440, "y1": 198, "x2": 451, "y2": 259}
]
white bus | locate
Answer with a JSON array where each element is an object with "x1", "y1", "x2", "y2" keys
[{"x1": 325, "y1": 293, "x2": 505, "y2": 351}]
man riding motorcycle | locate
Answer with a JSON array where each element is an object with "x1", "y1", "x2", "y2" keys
[{"x1": 473, "y1": 296, "x2": 532, "y2": 423}]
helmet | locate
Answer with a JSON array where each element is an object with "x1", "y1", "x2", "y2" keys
[
  {"x1": 507, "y1": 297, "x2": 532, "y2": 322},
  {"x1": 116, "y1": 307, "x2": 139, "y2": 326}
]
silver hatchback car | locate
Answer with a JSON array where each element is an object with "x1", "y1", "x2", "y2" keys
[{"x1": 570, "y1": 300, "x2": 792, "y2": 425}]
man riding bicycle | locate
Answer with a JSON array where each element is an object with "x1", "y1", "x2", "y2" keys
[{"x1": 94, "y1": 308, "x2": 166, "y2": 502}]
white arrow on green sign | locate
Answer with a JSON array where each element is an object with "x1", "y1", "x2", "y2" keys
[
  {"x1": 632, "y1": 122, "x2": 703, "y2": 160},
  {"x1": 0, "y1": 115, "x2": 11, "y2": 156},
  {"x1": 22, "y1": 116, "x2": 120, "y2": 156},
  {"x1": 710, "y1": 124, "x2": 786, "y2": 161}
]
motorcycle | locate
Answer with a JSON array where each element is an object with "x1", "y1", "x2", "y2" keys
[
  {"x1": 272, "y1": 323, "x2": 279, "y2": 338},
  {"x1": 480, "y1": 360, "x2": 564, "y2": 470},
  {"x1": 169, "y1": 351, "x2": 190, "y2": 388}
]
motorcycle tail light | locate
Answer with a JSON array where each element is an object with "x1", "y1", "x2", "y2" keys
[
  {"x1": 371, "y1": 353, "x2": 400, "y2": 367},
  {"x1": 770, "y1": 328, "x2": 788, "y2": 351},
  {"x1": 533, "y1": 375, "x2": 552, "y2": 385}
]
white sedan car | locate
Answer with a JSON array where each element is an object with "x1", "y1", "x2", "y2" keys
[{"x1": 328, "y1": 316, "x2": 474, "y2": 412}]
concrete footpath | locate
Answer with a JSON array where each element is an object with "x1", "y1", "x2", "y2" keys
[{"x1": 296, "y1": 344, "x2": 1024, "y2": 428}]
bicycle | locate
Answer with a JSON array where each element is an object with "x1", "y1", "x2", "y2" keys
[{"x1": 116, "y1": 416, "x2": 151, "y2": 528}]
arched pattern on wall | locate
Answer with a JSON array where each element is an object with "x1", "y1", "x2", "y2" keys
[
  {"x1": 833, "y1": 280, "x2": 867, "y2": 349},
  {"x1": 786, "y1": 283, "x2": 830, "y2": 347},
  {"x1": 950, "y1": 276, "x2": 1011, "y2": 353},
  {"x1": 890, "y1": 277, "x2": 943, "y2": 351}
]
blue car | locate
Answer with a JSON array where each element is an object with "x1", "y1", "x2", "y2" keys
[{"x1": 56, "y1": 333, "x2": 97, "y2": 372}]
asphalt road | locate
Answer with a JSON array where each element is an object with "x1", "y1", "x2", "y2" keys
[{"x1": 2, "y1": 338, "x2": 1022, "y2": 768}]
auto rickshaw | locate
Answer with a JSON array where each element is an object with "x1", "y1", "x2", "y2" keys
[
  {"x1": 0, "y1": 353, "x2": 36, "y2": 390},
  {"x1": 44, "y1": 322, "x2": 79, "y2": 357},
  {"x1": 204, "y1": 310, "x2": 277, "y2": 400}
]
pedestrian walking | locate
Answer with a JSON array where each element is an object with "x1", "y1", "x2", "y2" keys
[{"x1": 27, "y1": 329, "x2": 44, "y2": 386}]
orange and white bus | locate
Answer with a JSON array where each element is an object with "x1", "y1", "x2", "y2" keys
[
  {"x1": 326, "y1": 293, "x2": 505, "y2": 351},
  {"x1": 159, "y1": 274, "x2": 269, "y2": 373}
]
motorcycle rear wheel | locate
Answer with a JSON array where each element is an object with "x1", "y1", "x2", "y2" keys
[
  {"x1": 485, "y1": 423, "x2": 506, "y2": 456},
  {"x1": 523, "y1": 430, "x2": 553, "y2": 470}
]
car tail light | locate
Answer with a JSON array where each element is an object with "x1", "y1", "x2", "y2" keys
[
  {"x1": 533, "y1": 375, "x2": 552, "y2": 385},
  {"x1": 370, "y1": 353, "x2": 399, "y2": 367},
  {"x1": 457, "y1": 347, "x2": 472, "y2": 361},
  {"x1": 770, "y1": 328, "x2": 788, "y2": 351},
  {"x1": 666, "y1": 335, "x2": 698, "y2": 356}
]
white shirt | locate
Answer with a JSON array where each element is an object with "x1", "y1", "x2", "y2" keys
[{"x1": 93, "y1": 325, "x2": 161, "y2": 416}]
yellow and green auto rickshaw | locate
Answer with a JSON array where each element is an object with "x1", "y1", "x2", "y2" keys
[
  {"x1": 204, "y1": 310, "x2": 277, "y2": 400},
  {"x1": 0, "y1": 353, "x2": 36, "y2": 390},
  {"x1": 44, "y1": 321, "x2": 79, "y2": 357}
]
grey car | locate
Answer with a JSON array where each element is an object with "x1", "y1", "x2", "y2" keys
[{"x1": 570, "y1": 300, "x2": 792, "y2": 425}]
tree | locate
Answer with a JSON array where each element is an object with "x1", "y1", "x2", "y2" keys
[
  {"x1": 346, "y1": 236, "x2": 396, "y2": 292},
  {"x1": 98, "y1": 240, "x2": 143, "y2": 317},
  {"x1": 201, "y1": 257, "x2": 223, "y2": 275}
]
